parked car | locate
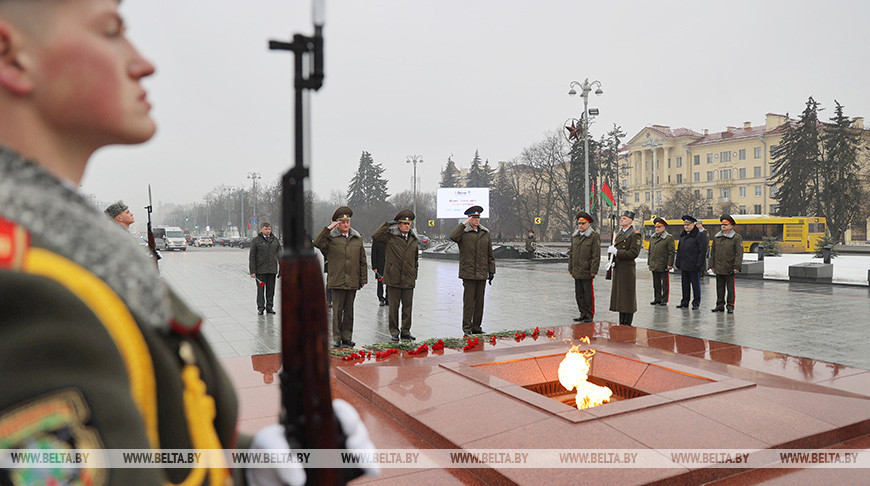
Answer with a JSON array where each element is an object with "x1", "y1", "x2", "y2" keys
[
  {"x1": 194, "y1": 237, "x2": 214, "y2": 247},
  {"x1": 215, "y1": 237, "x2": 230, "y2": 246},
  {"x1": 418, "y1": 234, "x2": 431, "y2": 250},
  {"x1": 237, "y1": 237, "x2": 253, "y2": 249}
]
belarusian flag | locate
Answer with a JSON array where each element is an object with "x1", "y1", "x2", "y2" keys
[
  {"x1": 600, "y1": 182, "x2": 616, "y2": 207},
  {"x1": 589, "y1": 181, "x2": 597, "y2": 212}
]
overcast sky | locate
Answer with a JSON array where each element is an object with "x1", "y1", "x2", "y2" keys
[{"x1": 82, "y1": 0, "x2": 870, "y2": 225}]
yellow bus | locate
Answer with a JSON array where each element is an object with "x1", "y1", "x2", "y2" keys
[{"x1": 642, "y1": 216, "x2": 827, "y2": 253}]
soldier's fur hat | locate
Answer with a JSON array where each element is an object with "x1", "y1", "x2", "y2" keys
[{"x1": 104, "y1": 200, "x2": 128, "y2": 219}]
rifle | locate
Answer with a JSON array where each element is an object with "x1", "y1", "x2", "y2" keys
[
  {"x1": 145, "y1": 184, "x2": 161, "y2": 267},
  {"x1": 270, "y1": 2, "x2": 355, "y2": 484},
  {"x1": 605, "y1": 213, "x2": 616, "y2": 280}
]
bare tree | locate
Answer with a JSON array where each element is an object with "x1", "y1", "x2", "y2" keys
[{"x1": 659, "y1": 188, "x2": 707, "y2": 219}]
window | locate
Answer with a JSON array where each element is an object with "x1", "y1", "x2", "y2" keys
[
  {"x1": 645, "y1": 161, "x2": 649, "y2": 170},
  {"x1": 676, "y1": 174, "x2": 683, "y2": 184},
  {"x1": 755, "y1": 185, "x2": 762, "y2": 196},
  {"x1": 739, "y1": 168, "x2": 746, "y2": 179},
  {"x1": 739, "y1": 205, "x2": 746, "y2": 214},
  {"x1": 770, "y1": 184, "x2": 778, "y2": 196},
  {"x1": 707, "y1": 153, "x2": 714, "y2": 163},
  {"x1": 656, "y1": 191, "x2": 662, "y2": 202},
  {"x1": 754, "y1": 147, "x2": 762, "y2": 159},
  {"x1": 656, "y1": 176, "x2": 659, "y2": 184},
  {"x1": 754, "y1": 204, "x2": 762, "y2": 214},
  {"x1": 721, "y1": 188, "x2": 729, "y2": 199},
  {"x1": 754, "y1": 166, "x2": 761, "y2": 178},
  {"x1": 634, "y1": 193, "x2": 639, "y2": 202},
  {"x1": 707, "y1": 171, "x2": 714, "y2": 182},
  {"x1": 706, "y1": 189, "x2": 713, "y2": 199},
  {"x1": 635, "y1": 161, "x2": 639, "y2": 172},
  {"x1": 770, "y1": 145, "x2": 778, "y2": 156},
  {"x1": 739, "y1": 186, "x2": 746, "y2": 197},
  {"x1": 770, "y1": 204, "x2": 779, "y2": 214},
  {"x1": 694, "y1": 172, "x2": 700, "y2": 182},
  {"x1": 645, "y1": 192, "x2": 650, "y2": 202},
  {"x1": 667, "y1": 175, "x2": 671, "y2": 183},
  {"x1": 739, "y1": 149, "x2": 746, "y2": 160},
  {"x1": 668, "y1": 159, "x2": 671, "y2": 168},
  {"x1": 676, "y1": 156, "x2": 682, "y2": 167},
  {"x1": 721, "y1": 151, "x2": 731, "y2": 162},
  {"x1": 694, "y1": 155, "x2": 700, "y2": 165},
  {"x1": 694, "y1": 189, "x2": 700, "y2": 197},
  {"x1": 720, "y1": 169, "x2": 731, "y2": 180}
]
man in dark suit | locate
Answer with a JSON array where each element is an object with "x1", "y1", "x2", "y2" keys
[{"x1": 675, "y1": 215, "x2": 707, "y2": 310}]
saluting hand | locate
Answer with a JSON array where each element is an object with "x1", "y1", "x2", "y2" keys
[{"x1": 328, "y1": 221, "x2": 339, "y2": 230}]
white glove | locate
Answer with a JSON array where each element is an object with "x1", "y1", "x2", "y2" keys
[
  {"x1": 246, "y1": 399, "x2": 380, "y2": 486},
  {"x1": 607, "y1": 245, "x2": 617, "y2": 255}
]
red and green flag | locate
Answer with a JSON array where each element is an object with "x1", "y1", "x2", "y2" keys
[{"x1": 600, "y1": 181, "x2": 616, "y2": 207}]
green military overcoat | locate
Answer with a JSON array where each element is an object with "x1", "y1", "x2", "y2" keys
[
  {"x1": 314, "y1": 226, "x2": 368, "y2": 290},
  {"x1": 371, "y1": 222, "x2": 419, "y2": 288},
  {"x1": 569, "y1": 228, "x2": 600, "y2": 279},
  {"x1": 709, "y1": 230, "x2": 744, "y2": 275},
  {"x1": 449, "y1": 223, "x2": 495, "y2": 280},
  {"x1": 647, "y1": 231, "x2": 675, "y2": 272},
  {"x1": 609, "y1": 227, "x2": 643, "y2": 313}
]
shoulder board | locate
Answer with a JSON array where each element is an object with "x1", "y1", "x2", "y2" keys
[{"x1": 0, "y1": 216, "x2": 30, "y2": 270}]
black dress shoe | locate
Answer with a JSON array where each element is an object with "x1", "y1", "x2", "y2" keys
[
  {"x1": 676, "y1": 304, "x2": 688, "y2": 308},
  {"x1": 333, "y1": 341, "x2": 344, "y2": 348},
  {"x1": 390, "y1": 336, "x2": 400, "y2": 342},
  {"x1": 711, "y1": 307, "x2": 724, "y2": 312},
  {"x1": 650, "y1": 301, "x2": 659, "y2": 305},
  {"x1": 658, "y1": 302, "x2": 668, "y2": 306},
  {"x1": 581, "y1": 318, "x2": 594, "y2": 323},
  {"x1": 573, "y1": 317, "x2": 584, "y2": 322},
  {"x1": 265, "y1": 309, "x2": 276, "y2": 314},
  {"x1": 400, "y1": 334, "x2": 416, "y2": 341},
  {"x1": 692, "y1": 305, "x2": 700, "y2": 310},
  {"x1": 258, "y1": 310, "x2": 264, "y2": 315},
  {"x1": 342, "y1": 339, "x2": 356, "y2": 347},
  {"x1": 471, "y1": 329, "x2": 483, "y2": 335},
  {"x1": 726, "y1": 309, "x2": 734, "y2": 314}
]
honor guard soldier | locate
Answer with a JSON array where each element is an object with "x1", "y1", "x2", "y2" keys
[
  {"x1": 675, "y1": 215, "x2": 707, "y2": 309},
  {"x1": 710, "y1": 214, "x2": 743, "y2": 314},
  {"x1": 450, "y1": 205, "x2": 495, "y2": 336},
  {"x1": 372, "y1": 210, "x2": 419, "y2": 342},
  {"x1": 607, "y1": 210, "x2": 643, "y2": 326},
  {"x1": 0, "y1": 1, "x2": 375, "y2": 484},
  {"x1": 647, "y1": 217, "x2": 675, "y2": 306},
  {"x1": 105, "y1": 200, "x2": 135, "y2": 229},
  {"x1": 314, "y1": 206, "x2": 367, "y2": 347},
  {"x1": 569, "y1": 211, "x2": 600, "y2": 322}
]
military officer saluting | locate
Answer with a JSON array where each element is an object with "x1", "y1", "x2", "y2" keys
[
  {"x1": 314, "y1": 206, "x2": 368, "y2": 347},
  {"x1": 710, "y1": 214, "x2": 743, "y2": 314},
  {"x1": 372, "y1": 210, "x2": 419, "y2": 342},
  {"x1": 608, "y1": 210, "x2": 643, "y2": 326},
  {"x1": 569, "y1": 210, "x2": 600, "y2": 322},
  {"x1": 450, "y1": 205, "x2": 495, "y2": 336},
  {"x1": 647, "y1": 217, "x2": 675, "y2": 306}
]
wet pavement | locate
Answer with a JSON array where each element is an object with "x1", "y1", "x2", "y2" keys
[{"x1": 160, "y1": 246, "x2": 870, "y2": 369}]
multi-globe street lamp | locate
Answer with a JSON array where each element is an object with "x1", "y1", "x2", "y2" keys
[
  {"x1": 406, "y1": 155, "x2": 423, "y2": 230},
  {"x1": 568, "y1": 78, "x2": 603, "y2": 213},
  {"x1": 247, "y1": 172, "x2": 261, "y2": 236}
]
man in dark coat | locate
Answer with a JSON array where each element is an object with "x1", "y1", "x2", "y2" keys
[
  {"x1": 371, "y1": 238, "x2": 388, "y2": 306},
  {"x1": 314, "y1": 206, "x2": 367, "y2": 347},
  {"x1": 525, "y1": 230, "x2": 536, "y2": 258},
  {"x1": 647, "y1": 217, "x2": 675, "y2": 306},
  {"x1": 675, "y1": 215, "x2": 707, "y2": 309},
  {"x1": 372, "y1": 210, "x2": 419, "y2": 341},
  {"x1": 608, "y1": 210, "x2": 643, "y2": 326},
  {"x1": 710, "y1": 214, "x2": 743, "y2": 314},
  {"x1": 569, "y1": 211, "x2": 600, "y2": 322},
  {"x1": 249, "y1": 222, "x2": 281, "y2": 315},
  {"x1": 450, "y1": 205, "x2": 495, "y2": 336}
]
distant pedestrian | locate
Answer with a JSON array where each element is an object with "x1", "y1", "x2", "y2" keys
[
  {"x1": 648, "y1": 217, "x2": 675, "y2": 306},
  {"x1": 372, "y1": 210, "x2": 419, "y2": 342},
  {"x1": 525, "y1": 230, "x2": 536, "y2": 258},
  {"x1": 450, "y1": 205, "x2": 495, "y2": 336},
  {"x1": 675, "y1": 215, "x2": 706, "y2": 310},
  {"x1": 249, "y1": 222, "x2": 281, "y2": 315},
  {"x1": 371, "y1": 239, "x2": 388, "y2": 306},
  {"x1": 710, "y1": 214, "x2": 743, "y2": 314},
  {"x1": 314, "y1": 206, "x2": 367, "y2": 347},
  {"x1": 608, "y1": 210, "x2": 643, "y2": 326},
  {"x1": 105, "y1": 200, "x2": 135, "y2": 229},
  {"x1": 569, "y1": 211, "x2": 600, "y2": 322}
]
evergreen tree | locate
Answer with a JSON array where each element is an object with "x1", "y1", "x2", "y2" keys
[
  {"x1": 440, "y1": 156, "x2": 460, "y2": 188},
  {"x1": 490, "y1": 163, "x2": 520, "y2": 237},
  {"x1": 466, "y1": 150, "x2": 489, "y2": 187},
  {"x1": 819, "y1": 101, "x2": 868, "y2": 243},
  {"x1": 347, "y1": 151, "x2": 389, "y2": 208},
  {"x1": 770, "y1": 97, "x2": 823, "y2": 216},
  {"x1": 567, "y1": 137, "x2": 600, "y2": 213},
  {"x1": 482, "y1": 159, "x2": 495, "y2": 188}
]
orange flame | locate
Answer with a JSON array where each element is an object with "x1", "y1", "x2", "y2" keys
[{"x1": 557, "y1": 337, "x2": 612, "y2": 409}]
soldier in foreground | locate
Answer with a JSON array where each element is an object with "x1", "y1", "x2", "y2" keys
[
  {"x1": 568, "y1": 211, "x2": 600, "y2": 322},
  {"x1": 372, "y1": 210, "x2": 419, "y2": 342},
  {"x1": 0, "y1": 2, "x2": 374, "y2": 484},
  {"x1": 450, "y1": 205, "x2": 495, "y2": 336},
  {"x1": 608, "y1": 211, "x2": 643, "y2": 326},
  {"x1": 710, "y1": 214, "x2": 743, "y2": 314}
]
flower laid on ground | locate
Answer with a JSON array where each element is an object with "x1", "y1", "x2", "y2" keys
[
  {"x1": 515, "y1": 332, "x2": 526, "y2": 341},
  {"x1": 341, "y1": 351, "x2": 366, "y2": 361},
  {"x1": 546, "y1": 329, "x2": 555, "y2": 338},
  {"x1": 374, "y1": 348, "x2": 399, "y2": 359},
  {"x1": 407, "y1": 344, "x2": 429, "y2": 356},
  {"x1": 432, "y1": 339, "x2": 445, "y2": 351},
  {"x1": 489, "y1": 335, "x2": 497, "y2": 345},
  {"x1": 463, "y1": 337, "x2": 479, "y2": 351},
  {"x1": 531, "y1": 327, "x2": 540, "y2": 339}
]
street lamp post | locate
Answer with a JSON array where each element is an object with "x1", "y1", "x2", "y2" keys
[
  {"x1": 642, "y1": 136, "x2": 662, "y2": 215},
  {"x1": 568, "y1": 78, "x2": 603, "y2": 212},
  {"x1": 406, "y1": 155, "x2": 423, "y2": 230},
  {"x1": 247, "y1": 172, "x2": 261, "y2": 235}
]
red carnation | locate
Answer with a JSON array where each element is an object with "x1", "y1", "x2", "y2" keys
[{"x1": 546, "y1": 329, "x2": 555, "y2": 338}]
